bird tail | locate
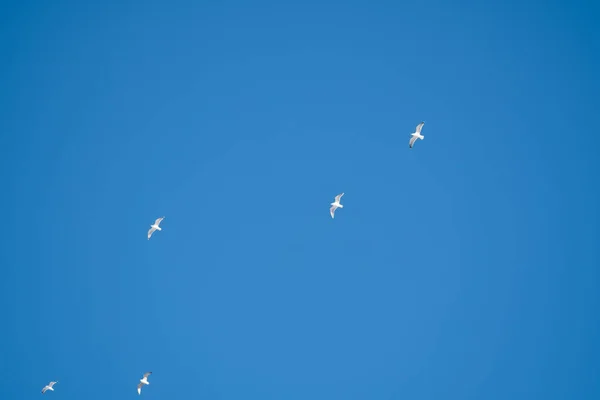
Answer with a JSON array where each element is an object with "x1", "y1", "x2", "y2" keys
[
  {"x1": 420, "y1": 135, "x2": 424, "y2": 140},
  {"x1": 156, "y1": 227, "x2": 162, "y2": 231},
  {"x1": 338, "y1": 204, "x2": 344, "y2": 208}
]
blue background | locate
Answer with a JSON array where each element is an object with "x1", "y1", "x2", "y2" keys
[{"x1": 1, "y1": 0, "x2": 599, "y2": 399}]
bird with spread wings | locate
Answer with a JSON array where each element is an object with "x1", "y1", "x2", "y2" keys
[
  {"x1": 330, "y1": 193, "x2": 345, "y2": 219},
  {"x1": 147, "y1": 217, "x2": 165, "y2": 240},
  {"x1": 137, "y1": 372, "x2": 152, "y2": 395},
  {"x1": 41, "y1": 381, "x2": 58, "y2": 394},
  {"x1": 409, "y1": 121, "x2": 425, "y2": 148}
]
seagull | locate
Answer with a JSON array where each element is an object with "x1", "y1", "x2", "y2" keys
[
  {"x1": 330, "y1": 193, "x2": 344, "y2": 219},
  {"x1": 137, "y1": 372, "x2": 152, "y2": 395},
  {"x1": 41, "y1": 381, "x2": 58, "y2": 394},
  {"x1": 147, "y1": 217, "x2": 164, "y2": 240},
  {"x1": 409, "y1": 121, "x2": 425, "y2": 148}
]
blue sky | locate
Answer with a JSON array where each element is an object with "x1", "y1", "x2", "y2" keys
[{"x1": 1, "y1": 0, "x2": 599, "y2": 399}]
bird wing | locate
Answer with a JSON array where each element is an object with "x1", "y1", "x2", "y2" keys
[
  {"x1": 409, "y1": 135, "x2": 418, "y2": 148},
  {"x1": 415, "y1": 121, "x2": 425, "y2": 134},
  {"x1": 137, "y1": 383, "x2": 143, "y2": 394},
  {"x1": 330, "y1": 205, "x2": 336, "y2": 218},
  {"x1": 335, "y1": 193, "x2": 344, "y2": 202},
  {"x1": 42, "y1": 387, "x2": 48, "y2": 394},
  {"x1": 154, "y1": 217, "x2": 164, "y2": 226},
  {"x1": 143, "y1": 372, "x2": 152, "y2": 379},
  {"x1": 48, "y1": 382, "x2": 57, "y2": 388},
  {"x1": 147, "y1": 226, "x2": 156, "y2": 239}
]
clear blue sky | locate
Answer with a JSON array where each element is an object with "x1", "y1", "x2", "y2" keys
[{"x1": 1, "y1": 0, "x2": 599, "y2": 399}]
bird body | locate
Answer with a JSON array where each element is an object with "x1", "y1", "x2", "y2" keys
[
  {"x1": 137, "y1": 372, "x2": 152, "y2": 395},
  {"x1": 409, "y1": 122, "x2": 425, "y2": 148},
  {"x1": 330, "y1": 193, "x2": 345, "y2": 219},
  {"x1": 147, "y1": 217, "x2": 164, "y2": 239},
  {"x1": 41, "y1": 382, "x2": 58, "y2": 394}
]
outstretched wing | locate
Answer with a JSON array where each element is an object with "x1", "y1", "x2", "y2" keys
[
  {"x1": 48, "y1": 382, "x2": 57, "y2": 388},
  {"x1": 335, "y1": 193, "x2": 344, "y2": 203},
  {"x1": 143, "y1": 372, "x2": 152, "y2": 379},
  {"x1": 137, "y1": 383, "x2": 143, "y2": 395},
  {"x1": 147, "y1": 226, "x2": 156, "y2": 239},
  {"x1": 415, "y1": 121, "x2": 425, "y2": 134},
  {"x1": 154, "y1": 217, "x2": 164, "y2": 226},
  {"x1": 330, "y1": 205, "x2": 337, "y2": 219},
  {"x1": 409, "y1": 135, "x2": 418, "y2": 148},
  {"x1": 42, "y1": 387, "x2": 48, "y2": 394}
]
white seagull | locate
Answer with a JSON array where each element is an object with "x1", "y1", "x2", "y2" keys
[
  {"x1": 409, "y1": 121, "x2": 425, "y2": 148},
  {"x1": 137, "y1": 372, "x2": 152, "y2": 395},
  {"x1": 147, "y1": 217, "x2": 164, "y2": 240},
  {"x1": 41, "y1": 381, "x2": 58, "y2": 394},
  {"x1": 330, "y1": 193, "x2": 344, "y2": 219}
]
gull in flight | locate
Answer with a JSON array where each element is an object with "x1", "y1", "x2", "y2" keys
[
  {"x1": 147, "y1": 217, "x2": 164, "y2": 240},
  {"x1": 330, "y1": 193, "x2": 344, "y2": 219},
  {"x1": 137, "y1": 372, "x2": 152, "y2": 395},
  {"x1": 41, "y1": 381, "x2": 58, "y2": 394},
  {"x1": 409, "y1": 121, "x2": 425, "y2": 148}
]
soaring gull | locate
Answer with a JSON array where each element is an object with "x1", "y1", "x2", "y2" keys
[
  {"x1": 147, "y1": 217, "x2": 164, "y2": 240},
  {"x1": 41, "y1": 382, "x2": 58, "y2": 394},
  {"x1": 330, "y1": 193, "x2": 344, "y2": 219},
  {"x1": 409, "y1": 121, "x2": 425, "y2": 148},
  {"x1": 137, "y1": 372, "x2": 152, "y2": 395}
]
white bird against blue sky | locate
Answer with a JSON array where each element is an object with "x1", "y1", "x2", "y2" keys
[
  {"x1": 137, "y1": 372, "x2": 152, "y2": 395},
  {"x1": 41, "y1": 381, "x2": 57, "y2": 394},
  {"x1": 409, "y1": 121, "x2": 425, "y2": 148},
  {"x1": 330, "y1": 193, "x2": 344, "y2": 219},
  {"x1": 147, "y1": 217, "x2": 164, "y2": 240}
]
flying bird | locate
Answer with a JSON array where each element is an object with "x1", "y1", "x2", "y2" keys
[
  {"x1": 41, "y1": 382, "x2": 58, "y2": 394},
  {"x1": 147, "y1": 217, "x2": 164, "y2": 240},
  {"x1": 137, "y1": 372, "x2": 152, "y2": 395},
  {"x1": 330, "y1": 193, "x2": 344, "y2": 219},
  {"x1": 409, "y1": 121, "x2": 425, "y2": 148}
]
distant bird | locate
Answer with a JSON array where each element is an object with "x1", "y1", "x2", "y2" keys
[
  {"x1": 137, "y1": 372, "x2": 152, "y2": 395},
  {"x1": 41, "y1": 382, "x2": 57, "y2": 394},
  {"x1": 147, "y1": 217, "x2": 164, "y2": 240},
  {"x1": 409, "y1": 121, "x2": 425, "y2": 148},
  {"x1": 330, "y1": 193, "x2": 344, "y2": 219}
]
